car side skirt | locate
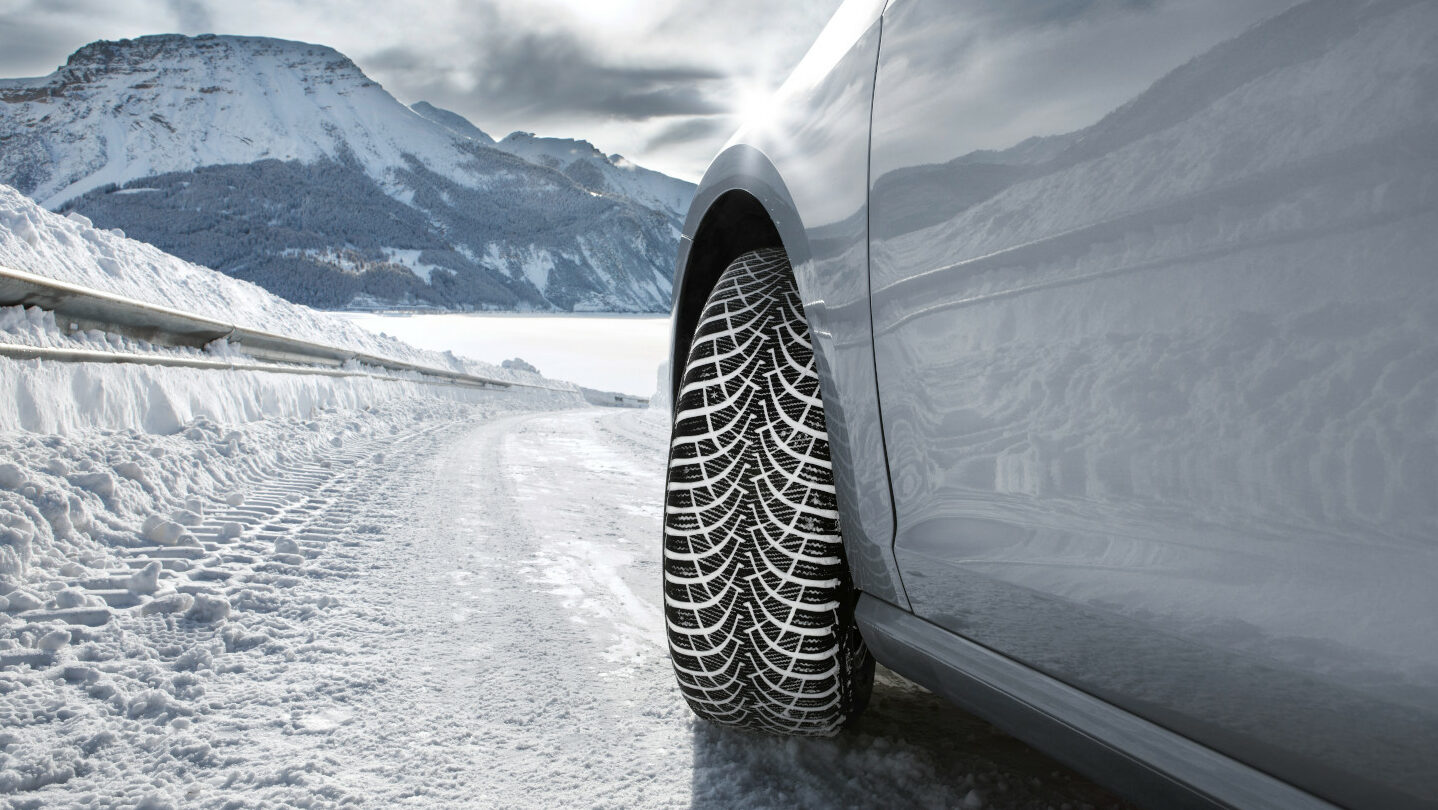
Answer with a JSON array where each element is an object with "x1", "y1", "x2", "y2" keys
[{"x1": 855, "y1": 595, "x2": 1336, "y2": 810}]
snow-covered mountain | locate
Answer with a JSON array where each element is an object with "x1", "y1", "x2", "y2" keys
[
  {"x1": 0, "y1": 35, "x2": 694, "y2": 311},
  {"x1": 493, "y1": 130, "x2": 695, "y2": 225},
  {"x1": 408, "y1": 101, "x2": 692, "y2": 227},
  {"x1": 409, "y1": 101, "x2": 497, "y2": 147}
]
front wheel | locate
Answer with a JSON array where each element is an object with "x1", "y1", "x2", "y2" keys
[{"x1": 663, "y1": 247, "x2": 874, "y2": 736}]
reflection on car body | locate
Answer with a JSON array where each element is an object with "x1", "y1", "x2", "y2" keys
[{"x1": 667, "y1": 1, "x2": 1438, "y2": 807}]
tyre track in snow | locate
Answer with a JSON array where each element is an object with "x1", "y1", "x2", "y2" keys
[
  {"x1": 1, "y1": 420, "x2": 448, "y2": 671},
  {"x1": 0, "y1": 401, "x2": 487, "y2": 807}
]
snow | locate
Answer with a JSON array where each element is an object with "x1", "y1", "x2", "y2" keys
[
  {"x1": 0, "y1": 319, "x2": 579, "y2": 436},
  {"x1": 379, "y1": 248, "x2": 443, "y2": 284},
  {"x1": 1, "y1": 36, "x2": 496, "y2": 210},
  {"x1": 336, "y1": 311, "x2": 671, "y2": 397},
  {"x1": 408, "y1": 101, "x2": 495, "y2": 146},
  {"x1": 0, "y1": 402, "x2": 1129, "y2": 808},
  {"x1": 495, "y1": 130, "x2": 695, "y2": 224},
  {"x1": 517, "y1": 248, "x2": 554, "y2": 292},
  {"x1": 0, "y1": 183, "x2": 556, "y2": 389},
  {"x1": 0, "y1": 196, "x2": 1120, "y2": 807}
]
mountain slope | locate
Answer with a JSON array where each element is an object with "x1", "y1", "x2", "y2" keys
[
  {"x1": 494, "y1": 130, "x2": 695, "y2": 225},
  {"x1": 410, "y1": 100, "x2": 497, "y2": 146},
  {"x1": 408, "y1": 101, "x2": 693, "y2": 226},
  {"x1": 0, "y1": 35, "x2": 692, "y2": 311}
]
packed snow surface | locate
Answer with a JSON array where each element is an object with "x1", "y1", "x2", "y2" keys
[
  {"x1": 0, "y1": 403, "x2": 1131, "y2": 808},
  {"x1": 336, "y1": 312, "x2": 670, "y2": 397}
]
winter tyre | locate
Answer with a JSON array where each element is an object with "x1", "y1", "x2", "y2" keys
[{"x1": 663, "y1": 247, "x2": 874, "y2": 735}]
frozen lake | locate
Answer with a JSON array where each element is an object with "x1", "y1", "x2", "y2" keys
[{"x1": 335, "y1": 311, "x2": 671, "y2": 396}]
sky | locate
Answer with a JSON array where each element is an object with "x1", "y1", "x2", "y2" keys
[{"x1": 0, "y1": 0, "x2": 845, "y2": 182}]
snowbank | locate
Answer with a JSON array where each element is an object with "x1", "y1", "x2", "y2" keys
[
  {"x1": 0, "y1": 301, "x2": 581, "y2": 435},
  {"x1": 0, "y1": 355, "x2": 550, "y2": 436},
  {"x1": 0, "y1": 184, "x2": 556, "y2": 388},
  {"x1": 0, "y1": 177, "x2": 589, "y2": 436}
]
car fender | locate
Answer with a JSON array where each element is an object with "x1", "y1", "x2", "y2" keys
[{"x1": 670, "y1": 3, "x2": 908, "y2": 607}]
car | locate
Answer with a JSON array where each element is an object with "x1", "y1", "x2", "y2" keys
[{"x1": 660, "y1": 0, "x2": 1438, "y2": 807}]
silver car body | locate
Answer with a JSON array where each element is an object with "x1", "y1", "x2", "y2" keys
[{"x1": 670, "y1": 1, "x2": 1438, "y2": 807}]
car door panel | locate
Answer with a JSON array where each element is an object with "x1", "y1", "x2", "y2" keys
[{"x1": 868, "y1": 0, "x2": 1438, "y2": 806}]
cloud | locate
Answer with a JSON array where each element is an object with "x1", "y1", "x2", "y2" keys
[
  {"x1": 348, "y1": 0, "x2": 843, "y2": 174},
  {"x1": 0, "y1": 0, "x2": 176, "y2": 76},
  {"x1": 165, "y1": 0, "x2": 214, "y2": 33},
  {"x1": 0, "y1": 22, "x2": 80, "y2": 76},
  {"x1": 370, "y1": 23, "x2": 724, "y2": 123},
  {"x1": 0, "y1": 0, "x2": 845, "y2": 179},
  {"x1": 642, "y1": 116, "x2": 732, "y2": 152}
]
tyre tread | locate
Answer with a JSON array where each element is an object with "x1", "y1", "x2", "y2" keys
[{"x1": 664, "y1": 248, "x2": 872, "y2": 736}]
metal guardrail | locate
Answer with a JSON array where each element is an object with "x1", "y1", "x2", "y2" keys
[
  {"x1": 0, "y1": 343, "x2": 496, "y2": 389},
  {"x1": 0, "y1": 265, "x2": 560, "y2": 391}
]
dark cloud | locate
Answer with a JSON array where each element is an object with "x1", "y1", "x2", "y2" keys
[
  {"x1": 0, "y1": 25, "x2": 80, "y2": 76},
  {"x1": 369, "y1": 19, "x2": 723, "y2": 124},
  {"x1": 643, "y1": 116, "x2": 732, "y2": 152},
  {"x1": 0, "y1": 0, "x2": 114, "y2": 76}
]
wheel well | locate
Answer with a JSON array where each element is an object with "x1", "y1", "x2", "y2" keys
[{"x1": 672, "y1": 190, "x2": 784, "y2": 400}]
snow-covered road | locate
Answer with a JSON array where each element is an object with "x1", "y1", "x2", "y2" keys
[
  {"x1": 2, "y1": 404, "x2": 1129, "y2": 809},
  {"x1": 208, "y1": 408, "x2": 1128, "y2": 809}
]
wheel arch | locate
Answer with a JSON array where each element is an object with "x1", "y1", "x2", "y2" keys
[
  {"x1": 670, "y1": 146, "x2": 812, "y2": 406},
  {"x1": 670, "y1": 144, "x2": 911, "y2": 612}
]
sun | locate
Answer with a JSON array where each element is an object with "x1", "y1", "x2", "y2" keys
[{"x1": 731, "y1": 79, "x2": 782, "y2": 132}]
